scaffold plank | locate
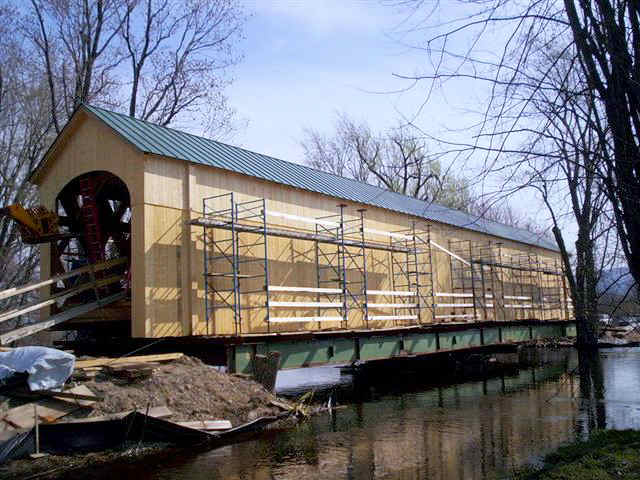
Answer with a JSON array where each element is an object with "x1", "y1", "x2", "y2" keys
[
  {"x1": 435, "y1": 303, "x2": 474, "y2": 308},
  {"x1": 268, "y1": 285, "x2": 342, "y2": 294},
  {"x1": 368, "y1": 315, "x2": 418, "y2": 321},
  {"x1": 270, "y1": 301, "x2": 342, "y2": 308},
  {"x1": 268, "y1": 316, "x2": 343, "y2": 323},
  {"x1": 367, "y1": 303, "x2": 418, "y2": 308},
  {"x1": 366, "y1": 290, "x2": 416, "y2": 296}
]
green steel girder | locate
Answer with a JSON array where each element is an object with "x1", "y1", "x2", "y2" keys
[
  {"x1": 404, "y1": 333, "x2": 438, "y2": 355},
  {"x1": 501, "y1": 326, "x2": 532, "y2": 343},
  {"x1": 359, "y1": 336, "x2": 402, "y2": 361},
  {"x1": 438, "y1": 329, "x2": 482, "y2": 350},
  {"x1": 229, "y1": 321, "x2": 574, "y2": 373}
]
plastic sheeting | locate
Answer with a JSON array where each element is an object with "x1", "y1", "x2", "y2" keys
[{"x1": 0, "y1": 346, "x2": 75, "y2": 391}]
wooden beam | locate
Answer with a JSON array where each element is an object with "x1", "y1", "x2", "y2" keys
[
  {"x1": 60, "y1": 406, "x2": 172, "y2": 423},
  {"x1": 430, "y1": 240, "x2": 470, "y2": 266},
  {"x1": 366, "y1": 290, "x2": 416, "y2": 297},
  {"x1": 268, "y1": 285, "x2": 342, "y2": 294},
  {"x1": 368, "y1": 315, "x2": 418, "y2": 321},
  {"x1": 175, "y1": 420, "x2": 232, "y2": 431},
  {"x1": 0, "y1": 291, "x2": 126, "y2": 344},
  {"x1": 34, "y1": 389, "x2": 103, "y2": 403},
  {"x1": 74, "y1": 352, "x2": 183, "y2": 369},
  {"x1": 435, "y1": 292, "x2": 473, "y2": 298},
  {"x1": 191, "y1": 217, "x2": 410, "y2": 253},
  {"x1": 367, "y1": 303, "x2": 418, "y2": 308},
  {"x1": 267, "y1": 210, "x2": 414, "y2": 241},
  {"x1": 268, "y1": 316, "x2": 343, "y2": 323},
  {"x1": 435, "y1": 303, "x2": 475, "y2": 308},
  {"x1": 270, "y1": 301, "x2": 342, "y2": 308},
  {"x1": 0, "y1": 275, "x2": 123, "y2": 324},
  {"x1": 0, "y1": 257, "x2": 126, "y2": 301}
]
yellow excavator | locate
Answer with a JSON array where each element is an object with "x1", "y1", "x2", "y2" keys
[{"x1": 0, "y1": 204, "x2": 64, "y2": 244}]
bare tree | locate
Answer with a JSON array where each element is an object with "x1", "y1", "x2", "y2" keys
[
  {"x1": 302, "y1": 113, "x2": 473, "y2": 210},
  {"x1": 26, "y1": 0, "x2": 127, "y2": 133},
  {"x1": 563, "y1": 0, "x2": 640, "y2": 300},
  {"x1": 0, "y1": 5, "x2": 55, "y2": 326},
  {"x1": 526, "y1": 58, "x2": 610, "y2": 347},
  {"x1": 385, "y1": 0, "x2": 627, "y2": 346},
  {"x1": 121, "y1": 0, "x2": 244, "y2": 130}
]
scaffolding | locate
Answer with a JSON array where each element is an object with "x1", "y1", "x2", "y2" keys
[
  {"x1": 202, "y1": 193, "x2": 269, "y2": 335},
  {"x1": 429, "y1": 238, "x2": 571, "y2": 324},
  {"x1": 196, "y1": 195, "x2": 572, "y2": 335}
]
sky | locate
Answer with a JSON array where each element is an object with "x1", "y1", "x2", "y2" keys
[
  {"x1": 227, "y1": 0, "x2": 473, "y2": 162},
  {"x1": 222, "y1": 0, "x2": 574, "y2": 244}
]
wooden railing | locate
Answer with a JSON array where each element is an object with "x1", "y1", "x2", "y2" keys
[{"x1": 0, "y1": 258, "x2": 127, "y2": 344}]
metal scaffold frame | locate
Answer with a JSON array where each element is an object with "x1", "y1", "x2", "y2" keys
[
  {"x1": 431, "y1": 238, "x2": 571, "y2": 323},
  {"x1": 383, "y1": 222, "x2": 433, "y2": 326},
  {"x1": 202, "y1": 193, "x2": 270, "y2": 335},
  {"x1": 198, "y1": 196, "x2": 437, "y2": 334},
  {"x1": 196, "y1": 196, "x2": 572, "y2": 335}
]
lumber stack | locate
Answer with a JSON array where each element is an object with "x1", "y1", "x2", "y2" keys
[{"x1": 0, "y1": 352, "x2": 186, "y2": 432}]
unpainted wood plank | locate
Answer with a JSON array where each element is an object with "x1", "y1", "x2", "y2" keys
[
  {"x1": 0, "y1": 257, "x2": 126, "y2": 301},
  {"x1": 0, "y1": 274, "x2": 123, "y2": 324},
  {"x1": 60, "y1": 406, "x2": 173, "y2": 423},
  {"x1": 176, "y1": 420, "x2": 232, "y2": 431},
  {"x1": 74, "y1": 352, "x2": 183, "y2": 369},
  {"x1": 2, "y1": 401, "x2": 76, "y2": 429},
  {"x1": 0, "y1": 291, "x2": 126, "y2": 344}
]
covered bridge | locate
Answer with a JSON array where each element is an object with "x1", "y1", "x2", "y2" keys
[{"x1": 21, "y1": 105, "x2": 574, "y2": 370}]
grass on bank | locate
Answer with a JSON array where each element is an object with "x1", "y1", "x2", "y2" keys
[{"x1": 511, "y1": 430, "x2": 640, "y2": 479}]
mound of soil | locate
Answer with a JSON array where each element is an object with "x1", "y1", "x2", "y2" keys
[{"x1": 75, "y1": 355, "x2": 285, "y2": 426}]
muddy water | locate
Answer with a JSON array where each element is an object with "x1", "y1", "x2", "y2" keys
[{"x1": 73, "y1": 348, "x2": 640, "y2": 479}]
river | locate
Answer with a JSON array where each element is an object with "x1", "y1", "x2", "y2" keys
[{"x1": 70, "y1": 347, "x2": 640, "y2": 479}]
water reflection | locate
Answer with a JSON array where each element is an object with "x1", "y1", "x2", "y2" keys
[{"x1": 67, "y1": 348, "x2": 640, "y2": 480}]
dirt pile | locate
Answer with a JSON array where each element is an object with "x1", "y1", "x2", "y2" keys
[{"x1": 73, "y1": 355, "x2": 286, "y2": 426}]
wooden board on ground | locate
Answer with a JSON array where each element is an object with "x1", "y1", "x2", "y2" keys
[
  {"x1": 75, "y1": 353, "x2": 183, "y2": 369},
  {"x1": 2, "y1": 401, "x2": 76, "y2": 429},
  {"x1": 60, "y1": 406, "x2": 173, "y2": 423},
  {"x1": 103, "y1": 362, "x2": 158, "y2": 381},
  {"x1": 176, "y1": 420, "x2": 232, "y2": 431},
  {"x1": 48, "y1": 385, "x2": 101, "y2": 406}
]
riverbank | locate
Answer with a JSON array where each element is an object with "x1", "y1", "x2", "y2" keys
[{"x1": 511, "y1": 430, "x2": 640, "y2": 479}]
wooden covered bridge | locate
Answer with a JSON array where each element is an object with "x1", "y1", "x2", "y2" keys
[{"x1": 1, "y1": 105, "x2": 575, "y2": 372}]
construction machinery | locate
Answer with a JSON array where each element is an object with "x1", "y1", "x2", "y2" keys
[{"x1": 0, "y1": 204, "x2": 72, "y2": 244}]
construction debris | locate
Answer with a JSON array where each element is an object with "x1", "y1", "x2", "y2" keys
[
  {"x1": 175, "y1": 420, "x2": 233, "y2": 431},
  {"x1": 0, "y1": 346, "x2": 75, "y2": 391},
  {"x1": 0, "y1": 351, "x2": 295, "y2": 473},
  {"x1": 73, "y1": 352, "x2": 183, "y2": 369}
]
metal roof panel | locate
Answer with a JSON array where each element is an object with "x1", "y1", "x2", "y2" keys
[{"x1": 83, "y1": 104, "x2": 558, "y2": 251}]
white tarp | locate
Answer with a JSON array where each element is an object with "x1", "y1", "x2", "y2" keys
[{"x1": 0, "y1": 346, "x2": 75, "y2": 391}]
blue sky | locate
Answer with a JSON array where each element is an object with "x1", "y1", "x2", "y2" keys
[{"x1": 228, "y1": 0, "x2": 476, "y2": 162}]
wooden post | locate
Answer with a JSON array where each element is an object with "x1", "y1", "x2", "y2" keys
[
  {"x1": 253, "y1": 351, "x2": 280, "y2": 392},
  {"x1": 34, "y1": 404, "x2": 39, "y2": 455}
]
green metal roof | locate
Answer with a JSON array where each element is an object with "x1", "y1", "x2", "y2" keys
[{"x1": 74, "y1": 104, "x2": 557, "y2": 251}]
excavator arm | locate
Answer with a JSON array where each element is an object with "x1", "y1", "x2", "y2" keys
[{"x1": 0, "y1": 204, "x2": 64, "y2": 244}]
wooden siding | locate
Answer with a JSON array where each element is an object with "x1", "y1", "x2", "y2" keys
[{"x1": 34, "y1": 114, "x2": 567, "y2": 338}]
